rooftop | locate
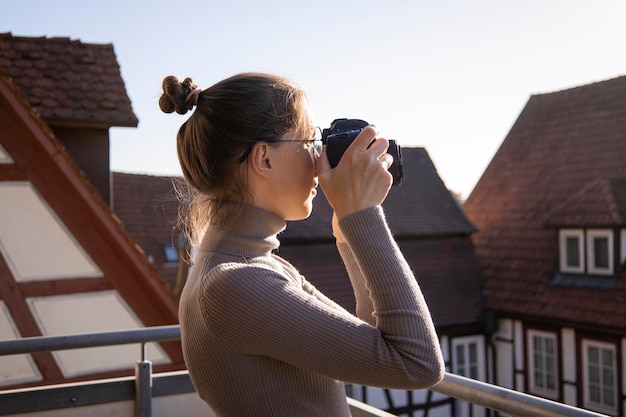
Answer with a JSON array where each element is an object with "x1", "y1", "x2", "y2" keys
[
  {"x1": 463, "y1": 75, "x2": 626, "y2": 329},
  {"x1": 0, "y1": 32, "x2": 137, "y2": 127}
]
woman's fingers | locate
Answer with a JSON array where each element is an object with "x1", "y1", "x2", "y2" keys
[{"x1": 319, "y1": 125, "x2": 393, "y2": 218}]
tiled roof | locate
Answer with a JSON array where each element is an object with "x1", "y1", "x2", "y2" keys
[
  {"x1": 545, "y1": 177, "x2": 626, "y2": 227},
  {"x1": 463, "y1": 75, "x2": 626, "y2": 330},
  {"x1": 111, "y1": 172, "x2": 182, "y2": 288},
  {"x1": 281, "y1": 147, "x2": 476, "y2": 241},
  {"x1": 0, "y1": 33, "x2": 137, "y2": 127}
]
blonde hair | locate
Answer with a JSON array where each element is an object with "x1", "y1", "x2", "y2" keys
[{"x1": 159, "y1": 72, "x2": 310, "y2": 244}]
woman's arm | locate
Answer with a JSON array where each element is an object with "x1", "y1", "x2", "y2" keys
[{"x1": 201, "y1": 207, "x2": 444, "y2": 390}]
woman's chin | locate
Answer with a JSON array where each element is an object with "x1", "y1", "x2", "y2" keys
[{"x1": 286, "y1": 202, "x2": 314, "y2": 222}]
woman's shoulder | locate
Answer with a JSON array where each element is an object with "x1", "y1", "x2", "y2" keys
[{"x1": 201, "y1": 258, "x2": 292, "y2": 293}]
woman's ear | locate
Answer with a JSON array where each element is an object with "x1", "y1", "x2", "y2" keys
[{"x1": 248, "y1": 142, "x2": 273, "y2": 177}]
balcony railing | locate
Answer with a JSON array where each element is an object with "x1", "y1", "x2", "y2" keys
[{"x1": 0, "y1": 326, "x2": 609, "y2": 417}]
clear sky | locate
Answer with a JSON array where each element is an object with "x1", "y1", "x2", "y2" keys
[{"x1": 3, "y1": 0, "x2": 625, "y2": 199}]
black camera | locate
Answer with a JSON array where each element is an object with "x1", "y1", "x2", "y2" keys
[{"x1": 321, "y1": 118, "x2": 403, "y2": 186}]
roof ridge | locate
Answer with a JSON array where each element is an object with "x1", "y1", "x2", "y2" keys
[
  {"x1": 531, "y1": 74, "x2": 626, "y2": 98},
  {"x1": 0, "y1": 32, "x2": 112, "y2": 47}
]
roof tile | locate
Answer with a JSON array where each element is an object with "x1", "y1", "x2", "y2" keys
[{"x1": 0, "y1": 32, "x2": 137, "y2": 127}]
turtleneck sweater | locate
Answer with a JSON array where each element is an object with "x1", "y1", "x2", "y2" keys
[{"x1": 179, "y1": 204, "x2": 444, "y2": 417}]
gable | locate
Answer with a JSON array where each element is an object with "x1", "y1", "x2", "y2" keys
[
  {"x1": 545, "y1": 177, "x2": 626, "y2": 227},
  {"x1": 0, "y1": 74, "x2": 181, "y2": 389}
]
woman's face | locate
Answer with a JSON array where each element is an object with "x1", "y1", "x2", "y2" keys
[{"x1": 270, "y1": 123, "x2": 320, "y2": 221}]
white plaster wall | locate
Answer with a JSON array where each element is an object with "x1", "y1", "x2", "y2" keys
[
  {"x1": 27, "y1": 291, "x2": 169, "y2": 377},
  {"x1": 0, "y1": 144, "x2": 13, "y2": 163},
  {"x1": 495, "y1": 319, "x2": 515, "y2": 390},
  {"x1": 0, "y1": 182, "x2": 101, "y2": 281},
  {"x1": 561, "y1": 328, "x2": 577, "y2": 406},
  {"x1": 0, "y1": 301, "x2": 42, "y2": 386},
  {"x1": 561, "y1": 328, "x2": 576, "y2": 382},
  {"x1": 513, "y1": 320, "x2": 525, "y2": 391}
]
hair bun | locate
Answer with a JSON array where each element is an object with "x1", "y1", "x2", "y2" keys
[{"x1": 159, "y1": 75, "x2": 199, "y2": 115}]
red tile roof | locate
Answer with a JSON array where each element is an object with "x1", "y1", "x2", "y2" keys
[
  {"x1": 463, "y1": 75, "x2": 626, "y2": 330},
  {"x1": 0, "y1": 33, "x2": 137, "y2": 127},
  {"x1": 545, "y1": 178, "x2": 626, "y2": 227},
  {"x1": 111, "y1": 172, "x2": 182, "y2": 288}
]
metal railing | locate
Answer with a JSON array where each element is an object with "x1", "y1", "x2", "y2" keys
[{"x1": 0, "y1": 326, "x2": 609, "y2": 417}]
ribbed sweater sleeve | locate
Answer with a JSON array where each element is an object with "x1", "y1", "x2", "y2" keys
[
  {"x1": 338, "y1": 206, "x2": 443, "y2": 377},
  {"x1": 337, "y1": 242, "x2": 376, "y2": 326}
]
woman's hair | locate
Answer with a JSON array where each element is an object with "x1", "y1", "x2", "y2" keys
[{"x1": 159, "y1": 72, "x2": 310, "y2": 244}]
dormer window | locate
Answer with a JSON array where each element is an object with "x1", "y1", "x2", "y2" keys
[
  {"x1": 586, "y1": 230, "x2": 613, "y2": 275},
  {"x1": 558, "y1": 229, "x2": 614, "y2": 276},
  {"x1": 559, "y1": 229, "x2": 584, "y2": 273}
]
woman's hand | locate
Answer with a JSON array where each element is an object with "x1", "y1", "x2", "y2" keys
[{"x1": 318, "y1": 125, "x2": 393, "y2": 220}]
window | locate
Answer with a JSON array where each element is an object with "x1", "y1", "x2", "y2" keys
[
  {"x1": 452, "y1": 336, "x2": 484, "y2": 380},
  {"x1": 582, "y1": 340, "x2": 617, "y2": 415},
  {"x1": 559, "y1": 229, "x2": 584, "y2": 273},
  {"x1": 527, "y1": 330, "x2": 558, "y2": 399},
  {"x1": 559, "y1": 229, "x2": 614, "y2": 275},
  {"x1": 163, "y1": 245, "x2": 179, "y2": 263},
  {"x1": 586, "y1": 230, "x2": 613, "y2": 275}
]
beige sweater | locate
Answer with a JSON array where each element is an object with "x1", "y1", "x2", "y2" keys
[{"x1": 179, "y1": 204, "x2": 444, "y2": 417}]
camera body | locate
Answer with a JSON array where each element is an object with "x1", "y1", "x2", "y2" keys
[{"x1": 321, "y1": 118, "x2": 403, "y2": 186}]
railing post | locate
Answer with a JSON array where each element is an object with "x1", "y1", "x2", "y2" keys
[{"x1": 135, "y1": 342, "x2": 152, "y2": 417}]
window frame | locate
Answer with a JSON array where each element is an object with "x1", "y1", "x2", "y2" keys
[
  {"x1": 526, "y1": 329, "x2": 559, "y2": 399},
  {"x1": 559, "y1": 229, "x2": 585, "y2": 273},
  {"x1": 451, "y1": 335, "x2": 485, "y2": 381},
  {"x1": 581, "y1": 339, "x2": 618, "y2": 415},
  {"x1": 586, "y1": 229, "x2": 613, "y2": 275},
  {"x1": 559, "y1": 228, "x2": 616, "y2": 276}
]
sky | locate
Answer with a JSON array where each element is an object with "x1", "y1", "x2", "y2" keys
[{"x1": 3, "y1": 0, "x2": 626, "y2": 199}]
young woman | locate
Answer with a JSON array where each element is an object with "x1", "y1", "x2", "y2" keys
[{"x1": 159, "y1": 73, "x2": 444, "y2": 417}]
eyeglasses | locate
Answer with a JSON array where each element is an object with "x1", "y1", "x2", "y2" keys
[{"x1": 237, "y1": 129, "x2": 323, "y2": 164}]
